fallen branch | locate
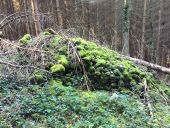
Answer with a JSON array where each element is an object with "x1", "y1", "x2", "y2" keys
[
  {"x1": 1, "y1": 39, "x2": 48, "y2": 53},
  {"x1": 143, "y1": 78, "x2": 154, "y2": 119},
  {"x1": 0, "y1": 51, "x2": 15, "y2": 56},
  {"x1": 122, "y1": 55, "x2": 170, "y2": 74},
  {"x1": 0, "y1": 60, "x2": 50, "y2": 73}
]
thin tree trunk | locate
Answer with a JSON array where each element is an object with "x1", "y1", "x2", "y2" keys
[
  {"x1": 96, "y1": 0, "x2": 99, "y2": 41},
  {"x1": 122, "y1": 0, "x2": 130, "y2": 56},
  {"x1": 87, "y1": 2, "x2": 90, "y2": 39},
  {"x1": 23, "y1": 0, "x2": 30, "y2": 34},
  {"x1": 140, "y1": 0, "x2": 147, "y2": 60},
  {"x1": 113, "y1": 0, "x2": 118, "y2": 51},
  {"x1": 31, "y1": 0, "x2": 41, "y2": 36},
  {"x1": 63, "y1": 0, "x2": 68, "y2": 29},
  {"x1": 156, "y1": 0, "x2": 163, "y2": 65},
  {"x1": 56, "y1": 0, "x2": 62, "y2": 27}
]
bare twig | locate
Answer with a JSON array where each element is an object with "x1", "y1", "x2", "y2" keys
[
  {"x1": 0, "y1": 60, "x2": 50, "y2": 73},
  {"x1": 69, "y1": 41, "x2": 90, "y2": 91},
  {"x1": 1, "y1": 39, "x2": 48, "y2": 53},
  {"x1": 0, "y1": 51, "x2": 15, "y2": 56}
]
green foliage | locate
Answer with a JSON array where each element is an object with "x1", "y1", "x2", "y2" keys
[
  {"x1": 50, "y1": 36, "x2": 62, "y2": 47},
  {"x1": 30, "y1": 70, "x2": 44, "y2": 84},
  {"x1": 43, "y1": 31, "x2": 51, "y2": 35},
  {"x1": 68, "y1": 38, "x2": 148, "y2": 91},
  {"x1": 33, "y1": 70, "x2": 44, "y2": 81},
  {"x1": 16, "y1": 34, "x2": 164, "y2": 92},
  {"x1": 2, "y1": 80, "x2": 169, "y2": 128},
  {"x1": 50, "y1": 64, "x2": 65, "y2": 73},
  {"x1": 19, "y1": 34, "x2": 32, "y2": 45},
  {"x1": 1, "y1": 33, "x2": 169, "y2": 127},
  {"x1": 55, "y1": 55, "x2": 68, "y2": 66}
]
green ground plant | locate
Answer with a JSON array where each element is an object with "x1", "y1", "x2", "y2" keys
[{"x1": 0, "y1": 33, "x2": 169, "y2": 127}]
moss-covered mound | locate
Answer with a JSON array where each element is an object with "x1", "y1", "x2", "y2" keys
[
  {"x1": 14, "y1": 33, "x2": 169, "y2": 98},
  {"x1": 0, "y1": 33, "x2": 170, "y2": 127},
  {"x1": 21, "y1": 34, "x2": 168, "y2": 95}
]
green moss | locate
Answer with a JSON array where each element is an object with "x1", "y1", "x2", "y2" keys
[
  {"x1": 95, "y1": 59, "x2": 106, "y2": 67},
  {"x1": 79, "y1": 50, "x2": 86, "y2": 57},
  {"x1": 30, "y1": 70, "x2": 45, "y2": 84},
  {"x1": 50, "y1": 64, "x2": 65, "y2": 73},
  {"x1": 44, "y1": 62, "x2": 54, "y2": 70},
  {"x1": 55, "y1": 55, "x2": 68, "y2": 66},
  {"x1": 19, "y1": 34, "x2": 32, "y2": 45},
  {"x1": 43, "y1": 31, "x2": 51, "y2": 35},
  {"x1": 34, "y1": 73, "x2": 43, "y2": 81},
  {"x1": 18, "y1": 34, "x2": 167, "y2": 92},
  {"x1": 50, "y1": 36, "x2": 62, "y2": 47}
]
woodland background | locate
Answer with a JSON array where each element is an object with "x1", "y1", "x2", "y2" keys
[{"x1": 0, "y1": 0, "x2": 170, "y2": 67}]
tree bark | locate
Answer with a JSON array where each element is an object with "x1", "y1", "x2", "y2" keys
[
  {"x1": 156, "y1": 0, "x2": 163, "y2": 65},
  {"x1": 56, "y1": 0, "x2": 62, "y2": 27},
  {"x1": 31, "y1": 0, "x2": 41, "y2": 36},
  {"x1": 140, "y1": 0, "x2": 147, "y2": 59},
  {"x1": 122, "y1": 0, "x2": 130, "y2": 56},
  {"x1": 123, "y1": 55, "x2": 170, "y2": 74}
]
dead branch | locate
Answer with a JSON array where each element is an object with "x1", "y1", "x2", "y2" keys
[
  {"x1": 0, "y1": 12, "x2": 51, "y2": 29},
  {"x1": 143, "y1": 78, "x2": 154, "y2": 119},
  {"x1": 69, "y1": 41, "x2": 90, "y2": 91},
  {"x1": 122, "y1": 55, "x2": 170, "y2": 74},
  {"x1": 0, "y1": 51, "x2": 15, "y2": 56},
  {"x1": 1, "y1": 39, "x2": 48, "y2": 53},
  {"x1": 47, "y1": 28, "x2": 58, "y2": 35},
  {"x1": 0, "y1": 60, "x2": 50, "y2": 73}
]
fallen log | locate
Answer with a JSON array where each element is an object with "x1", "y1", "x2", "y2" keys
[{"x1": 122, "y1": 55, "x2": 170, "y2": 74}]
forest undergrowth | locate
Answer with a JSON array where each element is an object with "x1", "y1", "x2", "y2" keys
[{"x1": 0, "y1": 31, "x2": 170, "y2": 128}]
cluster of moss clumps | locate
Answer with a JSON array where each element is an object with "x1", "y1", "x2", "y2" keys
[
  {"x1": 0, "y1": 33, "x2": 169, "y2": 127},
  {"x1": 17, "y1": 34, "x2": 166, "y2": 94},
  {"x1": 71, "y1": 38, "x2": 148, "y2": 91}
]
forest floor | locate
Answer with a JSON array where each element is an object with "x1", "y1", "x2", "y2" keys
[{"x1": 0, "y1": 32, "x2": 170, "y2": 128}]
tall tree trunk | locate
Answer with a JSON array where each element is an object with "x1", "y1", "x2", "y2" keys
[
  {"x1": 96, "y1": 0, "x2": 99, "y2": 41},
  {"x1": 31, "y1": 0, "x2": 41, "y2": 36},
  {"x1": 56, "y1": 0, "x2": 62, "y2": 27},
  {"x1": 113, "y1": 0, "x2": 118, "y2": 51},
  {"x1": 122, "y1": 0, "x2": 130, "y2": 56},
  {"x1": 23, "y1": 0, "x2": 30, "y2": 34},
  {"x1": 63, "y1": 0, "x2": 68, "y2": 29},
  {"x1": 87, "y1": 2, "x2": 90, "y2": 39},
  {"x1": 156, "y1": 0, "x2": 163, "y2": 65},
  {"x1": 140, "y1": 0, "x2": 147, "y2": 59}
]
